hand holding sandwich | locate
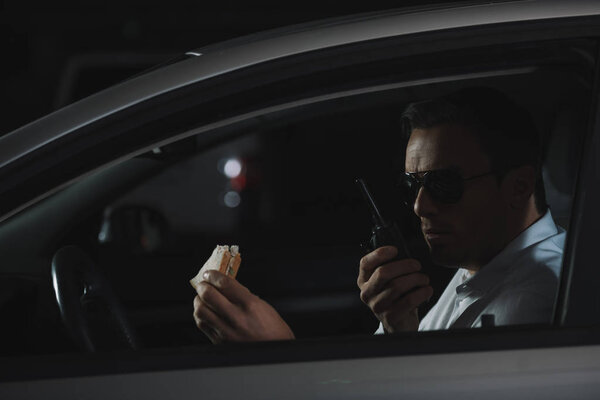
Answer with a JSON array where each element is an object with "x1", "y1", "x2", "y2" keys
[
  {"x1": 193, "y1": 270, "x2": 295, "y2": 343},
  {"x1": 191, "y1": 245, "x2": 294, "y2": 343},
  {"x1": 358, "y1": 245, "x2": 433, "y2": 333}
]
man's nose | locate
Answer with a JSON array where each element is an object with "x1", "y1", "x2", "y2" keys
[{"x1": 413, "y1": 186, "x2": 439, "y2": 217}]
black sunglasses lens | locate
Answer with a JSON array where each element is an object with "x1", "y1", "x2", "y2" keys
[{"x1": 425, "y1": 169, "x2": 464, "y2": 203}]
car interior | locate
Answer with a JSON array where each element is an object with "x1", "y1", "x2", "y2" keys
[{"x1": 0, "y1": 37, "x2": 594, "y2": 356}]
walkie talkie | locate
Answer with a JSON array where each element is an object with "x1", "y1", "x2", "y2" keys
[{"x1": 355, "y1": 178, "x2": 411, "y2": 259}]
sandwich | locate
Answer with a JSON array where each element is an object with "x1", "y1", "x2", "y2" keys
[{"x1": 190, "y1": 245, "x2": 242, "y2": 290}]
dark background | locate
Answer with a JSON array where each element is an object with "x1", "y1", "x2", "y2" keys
[{"x1": 1, "y1": 0, "x2": 470, "y2": 137}]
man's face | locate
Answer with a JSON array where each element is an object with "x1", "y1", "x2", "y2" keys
[{"x1": 405, "y1": 124, "x2": 508, "y2": 269}]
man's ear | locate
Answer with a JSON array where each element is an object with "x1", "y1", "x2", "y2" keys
[{"x1": 503, "y1": 165, "x2": 536, "y2": 209}]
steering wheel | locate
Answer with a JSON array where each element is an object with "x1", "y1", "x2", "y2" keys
[{"x1": 51, "y1": 245, "x2": 140, "y2": 352}]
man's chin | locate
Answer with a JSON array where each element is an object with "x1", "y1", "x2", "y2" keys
[{"x1": 429, "y1": 246, "x2": 463, "y2": 268}]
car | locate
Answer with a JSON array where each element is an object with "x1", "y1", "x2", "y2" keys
[{"x1": 2, "y1": 0, "x2": 600, "y2": 398}]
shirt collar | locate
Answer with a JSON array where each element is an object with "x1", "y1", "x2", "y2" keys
[{"x1": 456, "y1": 209, "x2": 558, "y2": 298}]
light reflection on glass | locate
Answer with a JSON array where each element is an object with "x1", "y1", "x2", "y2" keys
[
  {"x1": 223, "y1": 158, "x2": 242, "y2": 178},
  {"x1": 224, "y1": 191, "x2": 241, "y2": 208}
]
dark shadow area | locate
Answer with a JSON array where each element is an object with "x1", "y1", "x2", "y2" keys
[{"x1": 1, "y1": 0, "x2": 477, "y2": 136}]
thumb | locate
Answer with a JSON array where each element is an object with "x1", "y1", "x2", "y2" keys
[{"x1": 203, "y1": 270, "x2": 253, "y2": 305}]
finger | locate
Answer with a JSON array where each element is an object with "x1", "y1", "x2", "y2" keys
[
  {"x1": 382, "y1": 285, "x2": 433, "y2": 323},
  {"x1": 193, "y1": 295, "x2": 231, "y2": 342},
  {"x1": 358, "y1": 246, "x2": 398, "y2": 286},
  {"x1": 368, "y1": 259, "x2": 422, "y2": 293},
  {"x1": 360, "y1": 260, "x2": 422, "y2": 301},
  {"x1": 193, "y1": 295, "x2": 220, "y2": 342},
  {"x1": 205, "y1": 327, "x2": 223, "y2": 344},
  {"x1": 360, "y1": 246, "x2": 398, "y2": 274},
  {"x1": 195, "y1": 281, "x2": 241, "y2": 327},
  {"x1": 203, "y1": 270, "x2": 254, "y2": 306},
  {"x1": 198, "y1": 319, "x2": 222, "y2": 344},
  {"x1": 367, "y1": 273, "x2": 430, "y2": 314}
]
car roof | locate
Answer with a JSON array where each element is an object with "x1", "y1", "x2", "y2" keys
[
  {"x1": 1, "y1": 0, "x2": 599, "y2": 170},
  {"x1": 187, "y1": 1, "x2": 502, "y2": 56}
]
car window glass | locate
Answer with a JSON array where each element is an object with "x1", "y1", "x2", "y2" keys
[
  {"x1": 0, "y1": 40, "x2": 594, "y2": 358},
  {"x1": 93, "y1": 65, "x2": 590, "y2": 349}
]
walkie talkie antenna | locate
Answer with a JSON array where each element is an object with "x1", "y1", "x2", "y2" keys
[
  {"x1": 355, "y1": 177, "x2": 412, "y2": 259},
  {"x1": 355, "y1": 178, "x2": 386, "y2": 227}
]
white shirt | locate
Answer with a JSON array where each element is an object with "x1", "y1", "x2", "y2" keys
[{"x1": 375, "y1": 209, "x2": 565, "y2": 333}]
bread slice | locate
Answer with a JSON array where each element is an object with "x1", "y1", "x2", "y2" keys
[{"x1": 190, "y1": 245, "x2": 242, "y2": 290}]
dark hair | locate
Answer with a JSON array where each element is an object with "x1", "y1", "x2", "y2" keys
[{"x1": 400, "y1": 87, "x2": 547, "y2": 214}]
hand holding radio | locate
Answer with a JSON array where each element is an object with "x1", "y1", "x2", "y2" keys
[
  {"x1": 355, "y1": 178, "x2": 433, "y2": 333},
  {"x1": 357, "y1": 245, "x2": 432, "y2": 332}
]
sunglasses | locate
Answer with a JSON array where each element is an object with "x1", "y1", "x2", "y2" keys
[{"x1": 398, "y1": 168, "x2": 497, "y2": 205}]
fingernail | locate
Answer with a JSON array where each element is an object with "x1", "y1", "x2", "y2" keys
[{"x1": 203, "y1": 271, "x2": 210, "y2": 281}]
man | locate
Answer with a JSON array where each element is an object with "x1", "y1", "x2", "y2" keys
[
  {"x1": 193, "y1": 87, "x2": 565, "y2": 342},
  {"x1": 360, "y1": 87, "x2": 565, "y2": 332}
]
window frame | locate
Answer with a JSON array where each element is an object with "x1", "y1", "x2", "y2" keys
[{"x1": 555, "y1": 43, "x2": 600, "y2": 328}]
